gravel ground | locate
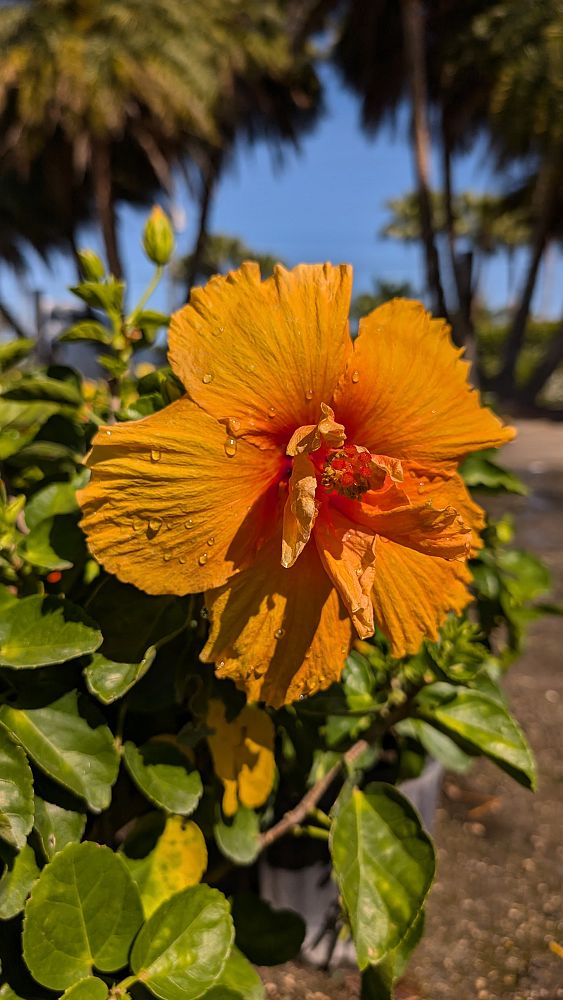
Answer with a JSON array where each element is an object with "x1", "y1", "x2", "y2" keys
[{"x1": 260, "y1": 421, "x2": 563, "y2": 1000}]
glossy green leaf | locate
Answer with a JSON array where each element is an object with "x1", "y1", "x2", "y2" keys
[
  {"x1": 130, "y1": 884, "x2": 234, "y2": 1000},
  {"x1": 0, "y1": 691, "x2": 119, "y2": 811},
  {"x1": 84, "y1": 647, "x2": 156, "y2": 704},
  {"x1": 0, "y1": 400, "x2": 59, "y2": 460},
  {"x1": 33, "y1": 796, "x2": 86, "y2": 860},
  {"x1": 460, "y1": 452, "x2": 527, "y2": 495},
  {"x1": 60, "y1": 322, "x2": 113, "y2": 346},
  {"x1": 123, "y1": 739, "x2": 202, "y2": 815},
  {"x1": 395, "y1": 718, "x2": 473, "y2": 774},
  {"x1": 0, "y1": 842, "x2": 39, "y2": 919},
  {"x1": 3, "y1": 374, "x2": 81, "y2": 405},
  {"x1": 330, "y1": 784, "x2": 435, "y2": 968},
  {"x1": 69, "y1": 280, "x2": 124, "y2": 315},
  {"x1": 21, "y1": 518, "x2": 74, "y2": 571},
  {"x1": 0, "y1": 596, "x2": 102, "y2": 668},
  {"x1": 24, "y1": 480, "x2": 81, "y2": 530},
  {"x1": 232, "y1": 892, "x2": 305, "y2": 966},
  {"x1": 360, "y1": 910, "x2": 425, "y2": 999},
  {"x1": 61, "y1": 977, "x2": 109, "y2": 1000},
  {"x1": 214, "y1": 807, "x2": 260, "y2": 865},
  {"x1": 201, "y1": 947, "x2": 264, "y2": 1000},
  {"x1": 0, "y1": 338, "x2": 34, "y2": 371},
  {"x1": 415, "y1": 683, "x2": 536, "y2": 789},
  {"x1": 121, "y1": 813, "x2": 207, "y2": 918},
  {"x1": 0, "y1": 728, "x2": 34, "y2": 850},
  {"x1": 22, "y1": 842, "x2": 143, "y2": 990}
]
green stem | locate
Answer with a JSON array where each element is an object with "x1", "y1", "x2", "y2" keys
[
  {"x1": 309, "y1": 807, "x2": 331, "y2": 829},
  {"x1": 291, "y1": 824, "x2": 330, "y2": 841},
  {"x1": 131, "y1": 265, "x2": 163, "y2": 318}
]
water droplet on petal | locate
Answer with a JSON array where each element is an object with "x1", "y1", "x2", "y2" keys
[
  {"x1": 217, "y1": 658, "x2": 226, "y2": 668},
  {"x1": 351, "y1": 370, "x2": 360, "y2": 384},
  {"x1": 207, "y1": 536, "x2": 215, "y2": 546},
  {"x1": 340, "y1": 645, "x2": 348, "y2": 655},
  {"x1": 227, "y1": 416, "x2": 241, "y2": 434},
  {"x1": 132, "y1": 518, "x2": 144, "y2": 532},
  {"x1": 179, "y1": 556, "x2": 186, "y2": 564},
  {"x1": 305, "y1": 388, "x2": 313, "y2": 401},
  {"x1": 148, "y1": 517, "x2": 162, "y2": 534},
  {"x1": 274, "y1": 627, "x2": 285, "y2": 639},
  {"x1": 163, "y1": 552, "x2": 171, "y2": 562},
  {"x1": 202, "y1": 373, "x2": 213, "y2": 384},
  {"x1": 150, "y1": 447, "x2": 161, "y2": 463},
  {"x1": 417, "y1": 482, "x2": 425, "y2": 494},
  {"x1": 267, "y1": 405, "x2": 276, "y2": 419},
  {"x1": 304, "y1": 650, "x2": 311, "y2": 660},
  {"x1": 198, "y1": 552, "x2": 208, "y2": 566},
  {"x1": 224, "y1": 436, "x2": 237, "y2": 458},
  {"x1": 355, "y1": 566, "x2": 363, "y2": 576},
  {"x1": 185, "y1": 519, "x2": 194, "y2": 529},
  {"x1": 105, "y1": 429, "x2": 112, "y2": 436}
]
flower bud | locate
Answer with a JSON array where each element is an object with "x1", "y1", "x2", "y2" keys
[
  {"x1": 77, "y1": 249, "x2": 105, "y2": 281},
  {"x1": 143, "y1": 206, "x2": 175, "y2": 266}
]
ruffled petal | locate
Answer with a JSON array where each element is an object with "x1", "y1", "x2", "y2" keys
[
  {"x1": 201, "y1": 534, "x2": 353, "y2": 707},
  {"x1": 281, "y1": 453, "x2": 317, "y2": 569},
  {"x1": 313, "y1": 506, "x2": 376, "y2": 638},
  {"x1": 371, "y1": 540, "x2": 473, "y2": 657},
  {"x1": 169, "y1": 263, "x2": 353, "y2": 447},
  {"x1": 334, "y1": 299, "x2": 514, "y2": 466},
  {"x1": 399, "y1": 467, "x2": 485, "y2": 554},
  {"x1": 79, "y1": 396, "x2": 284, "y2": 594}
]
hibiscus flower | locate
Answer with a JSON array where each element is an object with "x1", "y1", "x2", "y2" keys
[{"x1": 79, "y1": 263, "x2": 513, "y2": 707}]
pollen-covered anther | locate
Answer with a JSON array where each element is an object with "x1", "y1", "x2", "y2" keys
[{"x1": 321, "y1": 445, "x2": 385, "y2": 500}]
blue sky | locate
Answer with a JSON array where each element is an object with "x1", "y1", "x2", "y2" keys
[{"x1": 4, "y1": 66, "x2": 561, "y2": 331}]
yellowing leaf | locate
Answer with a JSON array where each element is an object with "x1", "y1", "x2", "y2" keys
[
  {"x1": 122, "y1": 815, "x2": 207, "y2": 918},
  {"x1": 206, "y1": 700, "x2": 275, "y2": 817}
]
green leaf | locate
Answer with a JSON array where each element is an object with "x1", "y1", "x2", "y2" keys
[
  {"x1": 130, "y1": 885, "x2": 234, "y2": 1000},
  {"x1": 4, "y1": 375, "x2": 82, "y2": 406},
  {"x1": 61, "y1": 977, "x2": 109, "y2": 1000},
  {"x1": 24, "y1": 479, "x2": 82, "y2": 529},
  {"x1": 121, "y1": 813, "x2": 207, "y2": 918},
  {"x1": 201, "y1": 947, "x2": 264, "y2": 1000},
  {"x1": 23, "y1": 842, "x2": 144, "y2": 990},
  {"x1": 232, "y1": 892, "x2": 305, "y2": 966},
  {"x1": 330, "y1": 784, "x2": 435, "y2": 968},
  {"x1": 60, "y1": 322, "x2": 113, "y2": 346},
  {"x1": 360, "y1": 910, "x2": 425, "y2": 999},
  {"x1": 395, "y1": 718, "x2": 473, "y2": 774},
  {"x1": 414, "y1": 683, "x2": 536, "y2": 789},
  {"x1": 0, "y1": 595, "x2": 102, "y2": 668},
  {"x1": 214, "y1": 807, "x2": 260, "y2": 865},
  {"x1": 0, "y1": 338, "x2": 34, "y2": 371},
  {"x1": 123, "y1": 740, "x2": 202, "y2": 815},
  {"x1": 0, "y1": 400, "x2": 59, "y2": 460},
  {"x1": 0, "y1": 691, "x2": 119, "y2": 811},
  {"x1": 0, "y1": 728, "x2": 34, "y2": 851},
  {"x1": 70, "y1": 280, "x2": 124, "y2": 315},
  {"x1": 86, "y1": 579, "x2": 189, "y2": 663},
  {"x1": 84, "y1": 647, "x2": 156, "y2": 704},
  {"x1": 134, "y1": 310, "x2": 170, "y2": 334},
  {"x1": 20, "y1": 518, "x2": 74, "y2": 571},
  {"x1": 33, "y1": 796, "x2": 86, "y2": 860},
  {"x1": 0, "y1": 842, "x2": 39, "y2": 919},
  {"x1": 460, "y1": 452, "x2": 527, "y2": 495}
]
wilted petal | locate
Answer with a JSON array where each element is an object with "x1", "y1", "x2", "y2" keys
[
  {"x1": 313, "y1": 506, "x2": 377, "y2": 638},
  {"x1": 281, "y1": 453, "x2": 318, "y2": 568}
]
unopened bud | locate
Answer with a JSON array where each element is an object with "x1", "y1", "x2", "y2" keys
[
  {"x1": 77, "y1": 249, "x2": 105, "y2": 281},
  {"x1": 143, "y1": 206, "x2": 175, "y2": 266}
]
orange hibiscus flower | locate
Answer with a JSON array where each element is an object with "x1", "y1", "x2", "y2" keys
[{"x1": 79, "y1": 264, "x2": 513, "y2": 707}]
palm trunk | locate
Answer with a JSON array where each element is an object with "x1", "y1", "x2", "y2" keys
[
  {"x1": 519, "y1": 315, "x2": 563, "y2": 404},
  {"x1": 495, "y1": 157, "x2": 559, "y2": 396},
  {"x1": 91, "y1": 141, "x2": 123, "y2": 279},
  {"x1": 401, "y1": 0, "x2": 449, "y2": 320},
  {"x1": 185, "y1": 153, "x2": 221, "y2": 300}
]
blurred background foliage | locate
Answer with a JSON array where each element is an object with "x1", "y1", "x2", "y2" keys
[{"x1": 0, "y1": 1, "x2": 562, "y2": 409}]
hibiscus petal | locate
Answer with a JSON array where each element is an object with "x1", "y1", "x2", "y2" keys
[
  {"x1": 399, "y1": 468, "x2": 485, "y2": 554},
  {"x1": 79, "y1": 396, "x2": 284, "y2": 594},
  {"x1": 334, "y1": 299, "x2": 514, "y2": 466},
  {"x1": 169, "y1": 263, "x2": 353, "y2": 447},
  {"x1": 371, "y1": 539, "x2": 473, "y2": 657},
  {"x1": 338, "y1": 494, "x2": 472, "y2": 561},
  {"x1": 281, "y1": 453, "x2": 317, "y2": 568},
  {"x1": 313, "y1": 506, "x2": 376, "y2": 638},
  {"x1": 201, "y1": 534, "x2": 353, "y2": 707}
]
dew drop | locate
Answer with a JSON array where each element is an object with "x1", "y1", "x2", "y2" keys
[
  {"x1": 163, "y1": 552, "x2": 171, "y2": 562},
  {"x1": 340, "y1": 645, "x2": 348, "y2": 655},
  {"x1": 179, "y1": 556, "x2": 186, "y2": 565},
  {"x1": 202, "y1": 372, "x2": 213, "y2": 384},
  {"x1": 305, "y1": 388, "x2": 314, "y2": 401},
  {"x1": 224, "y1": 436, "x2": 237, "y2": 458},
  {"x1": 267, "y1": 405, "x2": 276, "y2": 419},
  {"x1": 148, "y1": 517, "x2": 162, "y2": 534},
  {"x1": 355, "y1": 566, "x2": 363, "y2": 576},
  {"x1": 274, "y1": 627, "x2": 285, "y2": 639},
  {"x1": 207, "y1": 536, "x2": 215, "y2": 546},
  {"x1": 185, "y1": 518, "x2": 194, "y2": 529},
  {"x1": 198, "y1": 552, "x2": 208, "y2": 566},
  {"x1": 227, "y1": 416, "x2": 241, "y2": 434},
  {"x1": 304, "y1": 650, "x2": 311, "y2": 659},
  {"x1": 132, "y1": 518, "x2": 143, "y2": 532},
  {"x1": 351, "y1": 370, "x2": 360, "y2": 384},
  {"x1": 417, "y1": 482, "x2": 425, "y2": 494},
  {"x1": 150, "y1": 447, "x2": 161, "y2": 463},
  {"x1": 217, "y1": 658, "x2": 226, "y2": 668}
]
